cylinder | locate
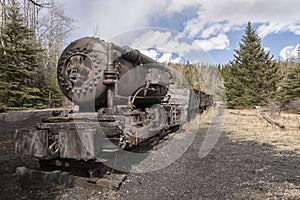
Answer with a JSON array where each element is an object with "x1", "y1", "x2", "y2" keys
[{"x1": 57, "y1": 37, "x2": 170, "y2": 111}]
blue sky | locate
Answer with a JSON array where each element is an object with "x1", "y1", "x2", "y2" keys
[{"x1": 61, "y1": 0, "x2": 300, "y2": 65}]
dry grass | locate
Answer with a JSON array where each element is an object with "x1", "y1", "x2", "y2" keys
[
  {"x1": 223, "y1": 109, "x2": 300, "y2": 155},
  {"x1": 222, "y1": 109, "x2": 300, "y2": 199}
]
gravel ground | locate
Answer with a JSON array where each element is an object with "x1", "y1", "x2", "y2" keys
[
  {"x1": 116, "y1": 126, "x2": 300, "y2": 199},
  {"x1": 0, "y1": 109, "x2": 299, "y2": 199}
]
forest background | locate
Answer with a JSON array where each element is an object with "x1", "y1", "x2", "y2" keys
[{"x1": 0, "y1": 0, "x2": 299, "y2": 112}]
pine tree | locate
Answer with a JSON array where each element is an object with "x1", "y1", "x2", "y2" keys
[
  {"x1": 0, "y1": 0, "x2": 45, "y2": 108},
  {"x1": 223, "y1": 22, "x2": 281, "y2": 108},
  {"x1": 278, "y1": 63, "x2": 300, "y2": 102}
]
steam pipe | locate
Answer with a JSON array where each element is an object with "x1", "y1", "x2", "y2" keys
[
  {"x1": 106, "y1": 43, "x2": 114, "y2": 113},
  {"x1": 121, "y1": 46, "x2": 158, "y2": 64}
]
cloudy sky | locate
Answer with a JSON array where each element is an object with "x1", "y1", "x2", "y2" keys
[{"x1": 61, "y1": 0, "x2": 300, "y2": 64}]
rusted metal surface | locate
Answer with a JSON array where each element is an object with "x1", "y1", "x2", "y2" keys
[
  {"x1": 58, "y1": 129, "x2": 100, "y2": 160},
  {"x1": 56, "y1": 37, "x2": 170, "y2": 111},
  {"x1": 14, "y1": 36, "x2": 214, "y2": 182},
  {"x1": 15, "y1": 129, "x2": 48, "y2": 157}
]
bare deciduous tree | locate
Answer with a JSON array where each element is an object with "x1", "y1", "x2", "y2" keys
[{"x1": 0, "y1": 0, "x2": 7, "y2": 48}]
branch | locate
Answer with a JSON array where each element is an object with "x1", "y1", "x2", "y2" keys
[
  {"x1": 28, "y1": 0, "x2": 45, "y2": 7},
  {"x1": 230, "y1": 111, "x2": 257, "y2": 117},
  {"x1": 260, "y1": 113, "x2": 285, "y2": 129}
]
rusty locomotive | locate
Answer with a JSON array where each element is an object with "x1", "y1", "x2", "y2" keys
[{"x1": 15, "y1": 37, "x2": 211, "y2": 170}]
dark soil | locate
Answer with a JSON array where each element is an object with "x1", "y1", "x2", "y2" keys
[
  {"x1": 117, "y1": 131, "x2": 300, "y2": 200},
  {"x1": 0, "y1": 110, "x2": 299, "y2": 199}
]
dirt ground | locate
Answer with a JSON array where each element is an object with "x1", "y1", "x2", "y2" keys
[{"x1": 0, "y1": 108, "x2": 299, "y2": 199}]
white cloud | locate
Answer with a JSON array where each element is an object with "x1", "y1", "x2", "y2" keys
[
  {"x1": 130, "y1": 30, "x2": 195, "y2": 55},
  {"x1": 157, "y1": 52, "x2": 172, "y2": 63},
  {"x1": 194, "y1": 34, "x2": 230, "y2": 51},
  {"x1": 128, "y1": 30, "x2": 213, "y2": 63},
  {"x1": 62, "y1": 0, "x2": 164, "y2": 39},
  {"x1": 62, "y1": 0, "x2": 300, "y2": 40},
  {"x1": 181, "y1": 0, "x2": 300, "y2": 38},
  {"x1": 61, "y1": 0, "x2": 300, "y2": 64},
  {"x1": 163, "y1": 0, "x2": 202, "y2": 14},
  {"x1": 257, "y1": 22, "x2": 286, "y2": 38},
  {"x1": 62, "y1": 0, "x2": 300, "y2": 39},
  {"x1": 140, "y1": 48, "x2": 185, "y2": 64},
  {"x1": 140, "y1": 49, "x2": 159, "y2": 60},
  {"x1": 279, "y1": 44, "x2": 299, "y2": 60},
  {"x1": 130, "y1": 31, "x2": 173, "y2": 50},
  {"x1": 200, "y1": 23, "x2": 232, "y2": 39},
  {"x1": 257, "y1": 22, "x2": 300, "y2": 38}
]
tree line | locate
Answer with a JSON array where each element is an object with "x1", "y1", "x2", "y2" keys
[
  {"x1": 169, "y1": 22, "x2": 300, "y2": 112},
  {"x1": 0, "y1": 0, "x2": 73, "y2": 109},
  {"x1": 0, "y1": 2, "x2": 298, "y2": 112}
]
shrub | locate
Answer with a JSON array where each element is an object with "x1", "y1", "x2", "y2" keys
[{"x1": 0, "y1": 103, "x2": 7, "y2": 113}]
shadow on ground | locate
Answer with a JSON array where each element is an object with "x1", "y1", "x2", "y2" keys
[
  {"x1": 0, "y1": 111, "x2": 300, "y2": 199},
  {"x1": 116, "y1": 129, "x2": 300, "y2": 200}
]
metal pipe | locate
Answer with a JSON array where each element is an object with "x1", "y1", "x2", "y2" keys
[
  {"x1": 107, "y1": 88, "x2": 113, "y2": 110},
  {"x1": 111, "y1": 42, "x2": 124, "y2": 52},
  {"x1": 106, "y1": 43, "x2": 114, "y2": 112},
  {"x1": 121, "y1": 46, "x2": 158, "y2": 64}
]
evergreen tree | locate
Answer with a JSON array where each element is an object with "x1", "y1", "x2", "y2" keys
[
  {"x1": 0, "y1": 0, "x2": 45, "y2": 108},
  {"x1": 278, "y1": 63, "x2": 300, "y2": 102},
  {"x1": 223, "y1": 22, "x2": 281, "y2": 108}
]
